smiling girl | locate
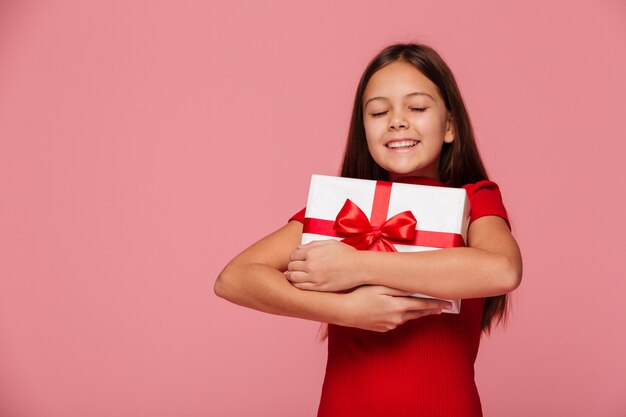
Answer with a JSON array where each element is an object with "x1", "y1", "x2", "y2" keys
[{"x1": 215, "y1": 43, "x2": 522, "y2": 417}]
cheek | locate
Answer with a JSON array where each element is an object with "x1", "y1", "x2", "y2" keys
[
  {"x1": 363, "y1": 119, "x2": 373, "y2": 135},
  {"x1": 364, "y1": 119, "x2": 386, "y2": 140},
  {"x1": 365, "y1": 138, "x2": 379, "y2": 159},
  {"x1": 363, "y1": 131, "x2": 384, "y2": 163},
  {"x1": 363, "y1": 123, "x2": 378, "y2": 147},
  {"x1": 417, "y1": 116, "x2": 447, "y2": 137}
]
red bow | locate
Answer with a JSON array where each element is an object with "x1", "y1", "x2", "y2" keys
[{"x1": 333, "y1": 199, "x2": 417, "y2": 252}]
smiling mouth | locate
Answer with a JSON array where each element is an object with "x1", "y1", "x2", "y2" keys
[{"x1": 385, "y1": 140, "x2": 419, "y2": 149}]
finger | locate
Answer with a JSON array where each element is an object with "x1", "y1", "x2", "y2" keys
[
  {"x1": 289, "y1": 249, "x2": 307, "y2": 261},
  {"x1": 403, "y1": 309, "x2": 442, "y2": 321},
  {"x1": 373, "y1": 286, "x2": 416, "y2": 297},
  {"x1": 400, "y1": 297, "x2": 452, "y2": 311},
  {"x1": 287, "y1": 260, "x2": 308, "y2": 272},
  {"x1": 292, "y1": 281, "x2": 317, "y2": 291},
  {"x1": 285, "y1": 270, "x2": 309, "y2": 283}
]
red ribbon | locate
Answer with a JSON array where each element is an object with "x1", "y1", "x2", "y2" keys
[
  {"x1": 303, "y1": 180, "x2": 466, "y2": 251},
  {"x1": 333, "y1": 199, "x2": 416, "y2": 252}
]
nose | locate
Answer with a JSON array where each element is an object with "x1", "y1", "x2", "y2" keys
[{"x1": 388, "y1": 112, "x2": 408, "y2": 130}]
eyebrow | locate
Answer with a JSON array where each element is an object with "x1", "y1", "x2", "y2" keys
[{"x1": 363, "y1": 92, "x2": 435, "y2": 108}]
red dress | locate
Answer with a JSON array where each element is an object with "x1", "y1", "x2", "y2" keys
[{"x1": 288, "y1": 176, "x2": 511, "y2": 417}]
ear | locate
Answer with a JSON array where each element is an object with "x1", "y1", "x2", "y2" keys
[{"x1": 444, "y1": 114, "x2": 455, "y2": 143}]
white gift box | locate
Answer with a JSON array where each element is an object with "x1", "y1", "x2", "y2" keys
[{"x1": 301, "y1": 174, "x2": 471, "y2": 314}]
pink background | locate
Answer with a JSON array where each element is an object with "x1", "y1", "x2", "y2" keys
[{"x1": 1, "y1": 1, "x2": 625, "y2": 416}]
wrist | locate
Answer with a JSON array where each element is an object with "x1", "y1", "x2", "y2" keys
[
  {"x1": 353, "y1": 250, "x2": 372, "y2": 285},
  {"x1": 324, "y1": 291, "x2": 353, "y2": 327}
]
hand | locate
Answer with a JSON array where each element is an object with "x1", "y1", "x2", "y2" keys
[
  {"x1": 285, "y1": 240, "x2": 362, "y2": 292},
  {"x1": 340, "y1": 285, "x2": 453, "y2": 332}
]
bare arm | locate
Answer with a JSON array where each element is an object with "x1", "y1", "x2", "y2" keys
[
  {"x1": 358, "y1": 216, "x2": 522, "y2": 298},
  {"x1": 287, "y1": 215, "x2": 523, "y2": 299},
  {"x1": 214, "y1": 221, "x2": 344, "y2": 323},
  {"x1": 214, "y1": 220, "x2": 453, "y2": 332}
]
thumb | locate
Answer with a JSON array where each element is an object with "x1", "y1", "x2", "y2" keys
[{"x1": 372, "y1": 285, "x2": 415, "y2": 297}]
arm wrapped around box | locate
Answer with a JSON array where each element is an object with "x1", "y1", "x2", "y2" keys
[{"x1": 301, "y1": 174, "x2": 471, "y2": 314}]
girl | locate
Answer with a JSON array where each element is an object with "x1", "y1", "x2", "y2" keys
[{"x1": 215, "y1": 43, "x2": 523, "y2": 417}]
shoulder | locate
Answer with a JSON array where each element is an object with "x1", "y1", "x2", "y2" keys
[
  {"x1": 288, "y1": 207, "x2": 306, "y2": 224},
  {"x1": 460, "y1": 180, "x2": 511, "y2": 231},
  {"x1": 461, "y1": 179, "x2": 504, "y2": 198}
]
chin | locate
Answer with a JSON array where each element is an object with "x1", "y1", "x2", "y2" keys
[{"x1": 385, "y1": 166, "x2": 422, "y2": 176}]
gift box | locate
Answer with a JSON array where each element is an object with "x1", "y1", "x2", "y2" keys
[{"x1": 301, "y1": 174, "x2": 471, "y2": 314}]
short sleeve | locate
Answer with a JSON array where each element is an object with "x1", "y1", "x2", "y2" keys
[
  {"x1": 462, "y1": 180, "x2": 511, "y2": 231},
  {"x1": 288, "y1": 207, "x2": 306, "y2": 223}
]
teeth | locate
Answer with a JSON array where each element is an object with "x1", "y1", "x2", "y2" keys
[{"x1": 386, "y1": 140, "x2": 418, "y2": 149}]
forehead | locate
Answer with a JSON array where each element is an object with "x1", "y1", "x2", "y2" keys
[{"x1": 363, "y1": 61, "x2": 441, "y2": 104}]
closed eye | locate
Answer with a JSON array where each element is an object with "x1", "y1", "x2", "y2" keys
[{"x1": 370, "y1": 108, "x2": 427, "y2": 117}]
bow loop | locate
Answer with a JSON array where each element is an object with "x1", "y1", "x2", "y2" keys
[{"x1": 333, "y1": 199, "x2": 417, "y2": 252}]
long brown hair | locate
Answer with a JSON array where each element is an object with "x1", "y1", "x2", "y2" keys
[{"x1": 338, "y1": 42, "x2": 509, "y2": 334}]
